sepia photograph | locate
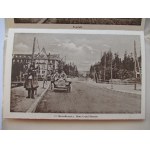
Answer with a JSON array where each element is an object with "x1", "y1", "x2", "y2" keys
[
  {"x1": 5, "y1": 18, "x2": 145, "y2": 31},
  {"x1": 14, "y1": 18, "x2": 142, "y2": 26},
  {"x1": 3, "y1": 29, "x2": 145, "y2": 120}
]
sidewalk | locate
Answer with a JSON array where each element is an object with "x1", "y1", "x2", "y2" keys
[
  {"x1": 11, "y1": 81, "x2": 50, "y2": 112},
  {"x1": 77, "y1": 79, "x2": 141, "y2": 95}
]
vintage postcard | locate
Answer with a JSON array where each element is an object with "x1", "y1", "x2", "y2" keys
[
  {"x1": 13, "y1": 18, "x2": 142, "y2": 25},
  {"x1": 3, "y1": 29, "x2": 145, "y2": 120},
  {"x1": 5, "y1": 18, "x2": 145, "y2": 31}
]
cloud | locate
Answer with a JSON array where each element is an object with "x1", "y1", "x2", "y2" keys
[
  {"x1": 61, "y1": 42, "x2": 94, "y2": 55},
  {"x1": 84, "y1": 45, "x2": 92, "y2": 51},
  {"x1": 62, "y1": 42, "x2": 82, "y2": 52},
  {"x1": 14, "y1": 42, "x2": 30, "y2": 53},
  {"x1": 103, "y1": 44, "x2": 111, "y2": 49}
]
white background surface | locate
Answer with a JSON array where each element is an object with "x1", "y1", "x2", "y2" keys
[
  {"x1": 0, "y1": 0, "x2": 150, "y2": 130},
  {"x1": 0, "y1": 131, "x2": 149, "y2": 150},
  {"x1": 0, "y1": 1, "x2": 149, "y2": 150}
]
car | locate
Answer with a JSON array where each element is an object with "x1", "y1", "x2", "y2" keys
[{"x1": 51, "y1": 78, "x2": 72, "y2": 92}]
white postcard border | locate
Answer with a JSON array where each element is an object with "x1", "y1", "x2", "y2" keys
[{"x1": 3, "y1": 29, "x2": 145, "y2": 120}]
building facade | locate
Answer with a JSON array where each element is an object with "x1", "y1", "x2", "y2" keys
[{"x1": 12, "y1": 53, "x2": 61, "y2": 81}]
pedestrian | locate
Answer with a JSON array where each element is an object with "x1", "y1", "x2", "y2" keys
[
  {"x1": 53, "y1": 69, "x2": 60, "y2": 81},
  {"x1": 60, "y1": 70, "x2": 67, "y2": 80},
  {"x1": 43, "y1": 73, "x2": 48, "y2": 88},
  {"x1": 95, "y1": 72, "x2": 98, "y2": 83},
  {"x1": 50, "y1": 70, "x2": 60, "y2": 89},
  {"x1": 24, "y1": 65, "x2": 39, "y2": 99}
]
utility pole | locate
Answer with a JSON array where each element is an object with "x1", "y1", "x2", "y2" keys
[
  {"x1": 100, "y1": 50, "x2": 102, "y2": 62},
  {"x1": 110, "y1": 51, "x2": 113, "y2": 89},
  {"x1": 44, "y1": 47, "x2": 48, "y2": 79},
  {"x1": 134, "y1": 40, "x2": 137, "y2": 90},
  {"x1": 31, "y1": 37, "x2": 36, "y2": 64},
  {"x1": 68, "y1": 63, "x2": 70, "y2": 77},
  {"x1": 136, "y1": 47, "x2": 141, "y2": 81},
  {"x1": 42, "y1": 47, "x2": 48, "y2": 88},
  {"x1": 100, "y1": 50, "x2": 102, "y2": 82},
  {"x1": 65, "y1": 56, "x2": 66, "y2": 64},
  {"x1": 104, "y1": 52, "x2": 106, "y2": 81}
]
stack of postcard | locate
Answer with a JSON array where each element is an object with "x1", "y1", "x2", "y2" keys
[{"x1": 3, "y1": 18, "x2": 145, "y2": 120}]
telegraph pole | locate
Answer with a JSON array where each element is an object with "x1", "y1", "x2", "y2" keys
[
  {"x1": 100, "y1": 50, "x2": 102, "y2": 82},
  {"x1": 65, "y1": 56, "x2": 66, "y2": 64},
  {"x1": 31, "y1": 37, "x2": 36, "y2": 64},
  {"x1": 110, "y1": 50, "x2": 113, "y2": 89},
  {"x1": 104, "y1": 52, "x2": 106, "y2": 81},
  {"x1": 134, "y1": 40, "x2": 137, "y2": 90}
]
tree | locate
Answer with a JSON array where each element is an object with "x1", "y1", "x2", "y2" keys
[
  {"x1": 89, "y1": 50, "x2": 138, "y2": 81},
  {"x1": 62, "y1": 62, "x2": 79, "y2": 77}
]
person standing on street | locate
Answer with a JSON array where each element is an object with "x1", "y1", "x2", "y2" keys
[
  {"x1": 24, "y1": 65, "x2": 39, "y2": 99},
  {"x1": 43, "y1": 73, "x2": 48, "y2": 88}
]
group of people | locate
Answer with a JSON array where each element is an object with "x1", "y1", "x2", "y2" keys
[
  {"x1": 24, "y1": 64, "x2": 67, "y2": 99},
  {"x1": 51, "y1": 70, "x2": 67, "y2": 82}
]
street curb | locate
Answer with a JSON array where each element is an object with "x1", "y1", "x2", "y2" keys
[
  {"x1": 92, "y1": 83, "x2": 141, "y2": 96},
  {"x1": 26, "y1": 83, "x2": 50, "y2": 113},
  {"x1": 78, "y1": 81, "x2": 141, "y2": 96}
]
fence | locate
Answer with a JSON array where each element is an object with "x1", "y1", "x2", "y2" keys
[{"x1": 96, "y1": 79, "x2": 141, "y2": 85}]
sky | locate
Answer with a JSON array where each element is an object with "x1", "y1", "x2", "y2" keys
[{"x1": 13, "y1": 33, "x2": 141, "y2": 72}]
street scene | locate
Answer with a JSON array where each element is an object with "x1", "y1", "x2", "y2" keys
[
  {"x1": 36, "y1": 79, "x2": 141, "y2": 113},
  {"x1": 10, "y1": 32, "x2": 142, "y2": 114}
]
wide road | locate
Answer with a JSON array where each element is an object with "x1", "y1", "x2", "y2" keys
[{"x1": 35, "y1": 80, "x2": 141, "y2": 114}]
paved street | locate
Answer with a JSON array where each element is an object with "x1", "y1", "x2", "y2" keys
[{"x1": 36, "y1": 80, "x2": 141, "y2": 114}]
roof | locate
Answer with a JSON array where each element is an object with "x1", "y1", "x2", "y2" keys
[{"x1": 12, "y1": 54, "x2": 61, "y2": 61}]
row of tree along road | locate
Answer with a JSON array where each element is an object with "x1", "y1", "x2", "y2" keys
[{"x1": 89, "y1": 49, "x2": 141, "y2": 86}]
